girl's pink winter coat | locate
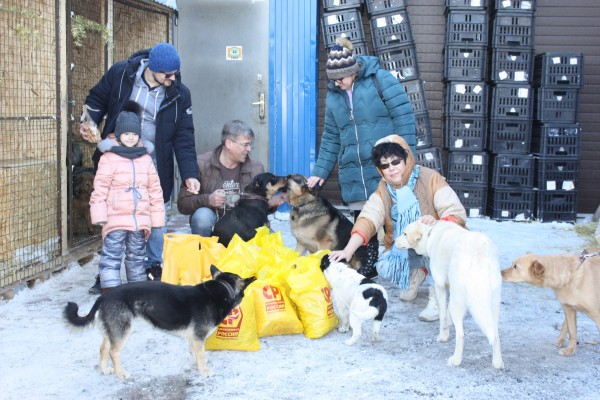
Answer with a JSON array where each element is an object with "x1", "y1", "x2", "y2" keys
[{"x1": 90, "y1": 140, "x2": 165, "y2": 239}]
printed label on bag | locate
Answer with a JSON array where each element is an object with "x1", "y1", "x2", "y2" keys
[
  {"x1": 321, "y1": 286, "x2": 336, "y2": 318},
  {"x1": 262, "y1": 285, "x2": 286, "y2": 313},
  {"x1": 215, "y1": 306, "x2": 243, "y2": 339}
]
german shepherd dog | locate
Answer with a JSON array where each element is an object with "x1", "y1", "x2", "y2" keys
[
  {"x1": 72, "y1": 167, "x2": 95, "y2": 235},
  {"x1": 286, "y1": 174, "x2": 379, "y2": 276},
  {"x1": 212, "y1": 172, "x2": 286, "y2": 247},
  {"x1": 321, "y1": 256, "x2": 388, "y2": 345},
  {"x1": 64, "y1": 265, "x2": 256, "y2": 379}
]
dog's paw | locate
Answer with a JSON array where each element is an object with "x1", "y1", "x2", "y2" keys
[
  {"x1": 555, "y1": 337, "x2": 566, "y2": 347},
  {"x1": 447, "y1": 355, "x2": 462, "y2": 367},
  {"x1": 492, "y1": 358, "x2": 505, "y2": 370},
  {"x1": 344, "y1": 337, "x2": 358, "y2": 346},
  {"x1": 371, "y1": 333, "x2": 380, "y2": 342},
  {"x1": 100, "y1": 366, "x2": 114, "y2": 375},
  {"x1": 559, "y1": 346, "x2": 575, "y2": 356},
  {"x1": 115, "y1": 369, "x2": 130, "y2": 380},
  {"x1": 338, "y1": 325, "x2": 350, "y2": 333},
  {"x1": 437, "y1": 331, "x2": 450, "y2": 343},
  {"x1": 199, "y1": 368, "x2": 214, "y2": 377}
]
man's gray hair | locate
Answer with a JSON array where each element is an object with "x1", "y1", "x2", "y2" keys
[{"x1": 221, "y1": 120, "x2": 255, "y2": 144}]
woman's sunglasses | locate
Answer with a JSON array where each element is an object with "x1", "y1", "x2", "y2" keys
[{"x1": 379, "y1": 159, "x2": 403, "y2": 170}]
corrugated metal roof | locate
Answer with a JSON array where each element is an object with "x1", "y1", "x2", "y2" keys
[{"x1": 149, "y1": 0, "x2": 176, "y2": 11}]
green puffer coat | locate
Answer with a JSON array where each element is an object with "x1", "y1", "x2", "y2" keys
[{"x1": 312, "y1": 55, "x2": 416, "y2": 204}]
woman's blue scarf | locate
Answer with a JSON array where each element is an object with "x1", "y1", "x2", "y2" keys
[{"x1": 375, "y1": 165, "x2": 420, "y2": 289}]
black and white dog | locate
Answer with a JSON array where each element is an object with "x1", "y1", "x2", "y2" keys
[
  {"x1": 64, "y1": 265, "x2": 256, "y2": 379},
  {"x1": 320, "y1": 256, "x2": 388, "y2": 345}
]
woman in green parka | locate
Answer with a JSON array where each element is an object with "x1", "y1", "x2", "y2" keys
[{"x1": 307, "y1": 37, "x2": 417, "y2": 207}]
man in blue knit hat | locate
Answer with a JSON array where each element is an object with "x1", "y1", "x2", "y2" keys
[{"x1": 80, "y1": 42, "x2": 200, "y2": 294}]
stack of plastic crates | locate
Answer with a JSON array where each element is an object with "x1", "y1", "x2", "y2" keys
[
  {"x1": 321, "y1": 1, "x2": 367, "y2": 56},
  {"x1": 486, "y1": 0, "x2": 536, "y2": 221},
  {"x1": 366, "y1": 0, "x2": 440, "y2": 174},
  {"x1": 532, "y1": 52, "x2": 584, "y2": 222},
  {"x1": 443, "y1": 0, "x2": 489, "y2": 218}
]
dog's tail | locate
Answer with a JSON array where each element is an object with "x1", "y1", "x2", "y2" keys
[{"x1": 64, "y1": 299, "x2": 102, "y2": 329}]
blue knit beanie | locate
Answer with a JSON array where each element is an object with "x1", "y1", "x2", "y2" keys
[{"x1": 148, "y1": 43, "x2": 181, "y2": 73}]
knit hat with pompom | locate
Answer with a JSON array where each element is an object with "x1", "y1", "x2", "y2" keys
[{"x1": 326, "y1": 37, "x2": 360, "y2": 81}]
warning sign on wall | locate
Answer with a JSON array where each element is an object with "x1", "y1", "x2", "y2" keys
[{"x1": 226, "y1": 46, "x2": 243, "y2": 61}]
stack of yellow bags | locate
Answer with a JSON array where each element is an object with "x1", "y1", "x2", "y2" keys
[{"x1": 161, "y1": 228, "x2": 339, "y2": 351}]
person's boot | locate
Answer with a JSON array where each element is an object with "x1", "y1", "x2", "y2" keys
[
  {"x1": 146, "y1": 263, "x2": 163, "y2": 281},
  {"x1": 399, "y1": 267, "x2": 427, "y2": 301},
  {"x1": 419, "y1": 286, "x2": 439, "y2": 322},
  {"x1": 88, "y1": 274, "x2": 101, "y2": 295}
]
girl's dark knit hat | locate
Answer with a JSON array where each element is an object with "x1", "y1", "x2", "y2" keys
[{"x1": 114, "y1": 101, "x2": 142, "y2": 140}]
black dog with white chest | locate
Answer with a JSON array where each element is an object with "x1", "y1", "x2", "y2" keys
[
  {"x1": 212, "y1": 172, "x2": 286, "y2": 247},
  {"x1": 64, "y1": 265, "x2": 256, "y2": 379}
]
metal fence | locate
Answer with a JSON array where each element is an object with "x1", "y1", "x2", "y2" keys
[{"x1": 0, "y1": 0, "x2": 173, "y2": 295}]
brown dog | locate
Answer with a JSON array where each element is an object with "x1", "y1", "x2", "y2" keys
[
  {"x1": 73, "y1": 167, "x2": 95, "y2": 235},
  {"x1": 285, "y1": 174, "x2": 379, "y2": 275},
  {"x1": 502, "y1": 251, "x2": 600, "y2": 356}
]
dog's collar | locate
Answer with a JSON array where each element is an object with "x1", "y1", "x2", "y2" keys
[
  {"x1": 579, "y1": 249, "x2": 600, "y2": 265},
  {"x1": 290, "y1": 199, "x2": 313, "y2": 212},
  {"x1": 207, "y1": 279, "x2": 236, "y2": 300},
  {"x1": 240, "y1": 193, "x2": 268, "y2": 202}
]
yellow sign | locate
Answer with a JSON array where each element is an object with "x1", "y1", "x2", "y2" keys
[{"x1": 226, "y1": 46, "x2": 243, "y2": 61}]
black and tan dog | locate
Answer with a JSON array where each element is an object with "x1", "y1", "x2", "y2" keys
[
  {"x1": 212, "y1": 172, "x2": 287, "y2": 247},
  {"x1": 286, "y1": 174, "x2": 379, "y2": 277},
  {"x1": 64, "y1": 265, "x2": 256, "y2": 379}
]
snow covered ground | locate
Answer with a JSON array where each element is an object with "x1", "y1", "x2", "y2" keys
[{"x1": 1, "y1": 212, "x2": 598, "y2": 400}]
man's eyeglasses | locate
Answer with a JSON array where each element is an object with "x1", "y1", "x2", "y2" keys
[
  {"x1": 231, "y1": 139, "x2": 254, "y2": 149},
  {"x1": 161, "y1": 71, "x2": 179, "y2": 78},
  {"x1": 378, "y1": 159, "x2": 403, "y2": 170}
]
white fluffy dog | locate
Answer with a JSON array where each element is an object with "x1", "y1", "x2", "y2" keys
[
  {"x1": 395, "y1": 219, "x2": 504, "y2": 369},
  {"x1": 320, "y1": 256, "x2": 388, "y2": 345}
]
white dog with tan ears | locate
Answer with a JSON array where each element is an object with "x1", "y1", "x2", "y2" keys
[{"x1": 395, "y1": 218, "x2": 504, "y2": 369}]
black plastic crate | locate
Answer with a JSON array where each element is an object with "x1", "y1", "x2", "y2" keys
[
  {"x1": 415, "y1": 112, "x2": 433, "y2": 149},
  {"x1": 534, "y1": 88, "x2": 579, "y2": 123},
  {"x1": 445, "y1": 10, "x2": 488, "y2": 45},
  {"x1": 445, "y1": 0, "x2": 487, "y2": 11},
  {"x1": 444, "y1": 116, "x2": 487, "y2": 151},
  {"x1": 490, "y1": 153, "x2": 535, "y2": 188},
  {"x1": 492, "y1": 0, "x2": 536, "y2": 12},
  {"x1": 531, "y1": 123, "x2": 581, "y2": 158},
  {"x1": 444, "y1": 81, "x2": 487, "y2": 117},
  {"x1": 536, "y1": 190, "x2": 578, "y2": 222},
  {"x1": 444, "y1": 45, "x2": 487, "y2": 81},
  {"x1": 323, "y1": 0, "x2": 364, "y2": 11},
  {"x1": 489, "y1": 46, "x2": 534, "y2": 83},
  {"x1": 489, "y1": 84, "x2": 533, "y2": 119},
  {"x1": 450, "y1": 183, "x2": 488, "y2": 218},
  {"x1": 403, "y1": 79, "x2": 429, "y2": 114},
  {"x1": 376, "y1": 44, "x2": 420, "y2": 81},
  {"x1": 487, "y1": 118, "x2": 532, "y2": 154},
  {"x1": 491, "y1": 13, "x2": 535, "y2": 47},
  {"x1": 488, "y1": 187, "x2": 535, "y2": 221},
  {"x1": 535, "y1": 158, "x2": 579, "y2": 191},
  {"x1": 321, "y1": 9, "x2": 365, "y2": 49},
  {"x1": 370, "y1": 9, "x2": 414, "y2": 51},
  {"x1": 447, "y1": 151, "x2": 489, "y2": 184},
  {"x1": 533, "y1": 52, "x2": 583, "y2": 88},
  {"x1": 366, "y1": 0, "x2": 406, "y2": 15},
  {"x1": 415, "y1": 147, "x2": 444, "y2": 176}
]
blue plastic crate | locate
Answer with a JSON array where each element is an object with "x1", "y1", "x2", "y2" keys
[
  {"x1": 444, "y1": 45, "x2": 488, "y2": 81},
  {"x1": 536, "y1": 190, "x2": 578, "y2": 223},
  {"x1": 490, "y1": 153, "x2": 535, "y2": 188},
  {"x1": 366, "y1": 0, "x2": 407, "y2": 15},
  {"x1": 445, "y1": 81, "x2": 487, "y2": 117},
  {"x1": 487, "y1": 118, "x2": 532, "y2": 154},
  {"x1": 488, "y1": 187, "x2": 535, "y2": 221},
  {"x1": 449, "y1": 183, "x2": 488, "y2": 218},
  {"x1": 415, "y1": 146, "x2": 444, "y2": 176},
  {"x1": 444, "y1": 116, "x2": 487, "y2": 151},
  {"x1": 533, "y1": 52, "x2": 584, "y2": 88},
  {"x1": 535, "y1": 158, "x2": 579, "y2": 191},
  {"x1": 370, "y1": 9, "x2": 414, "y2": 51},
  {"x1": 447, "y1": 151, "x2": 489, "y2": 184},
  {"x1": 321, "y1": 9, "x2": 365, "y2": 49}
]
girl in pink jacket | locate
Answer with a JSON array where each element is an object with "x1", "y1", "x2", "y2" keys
[{"x1": 89, "y1": 101, "x2": 165, "y2": 292}]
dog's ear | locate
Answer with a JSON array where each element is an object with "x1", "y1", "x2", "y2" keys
[
  {"x1": 530, "y1": 260, "x2": 545, "y2": 280},
  {"x1": 240, "y1": 276, "x2": 256, "y2": 290},
  {"x1": 320, "y1": 255, "x2": 331, "y2": 271},
  {"x1": 210, "y1": 265, "x2": 221, "y2": 279}
]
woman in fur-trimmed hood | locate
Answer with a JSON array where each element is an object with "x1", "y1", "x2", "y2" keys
[{"x1": 329, "y1": 134, "x2": 467, "y2": 322}]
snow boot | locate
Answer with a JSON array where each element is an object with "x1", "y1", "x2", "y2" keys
[{"x1": 418, "y1": 286, "x2": 439, "y2": 322}]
